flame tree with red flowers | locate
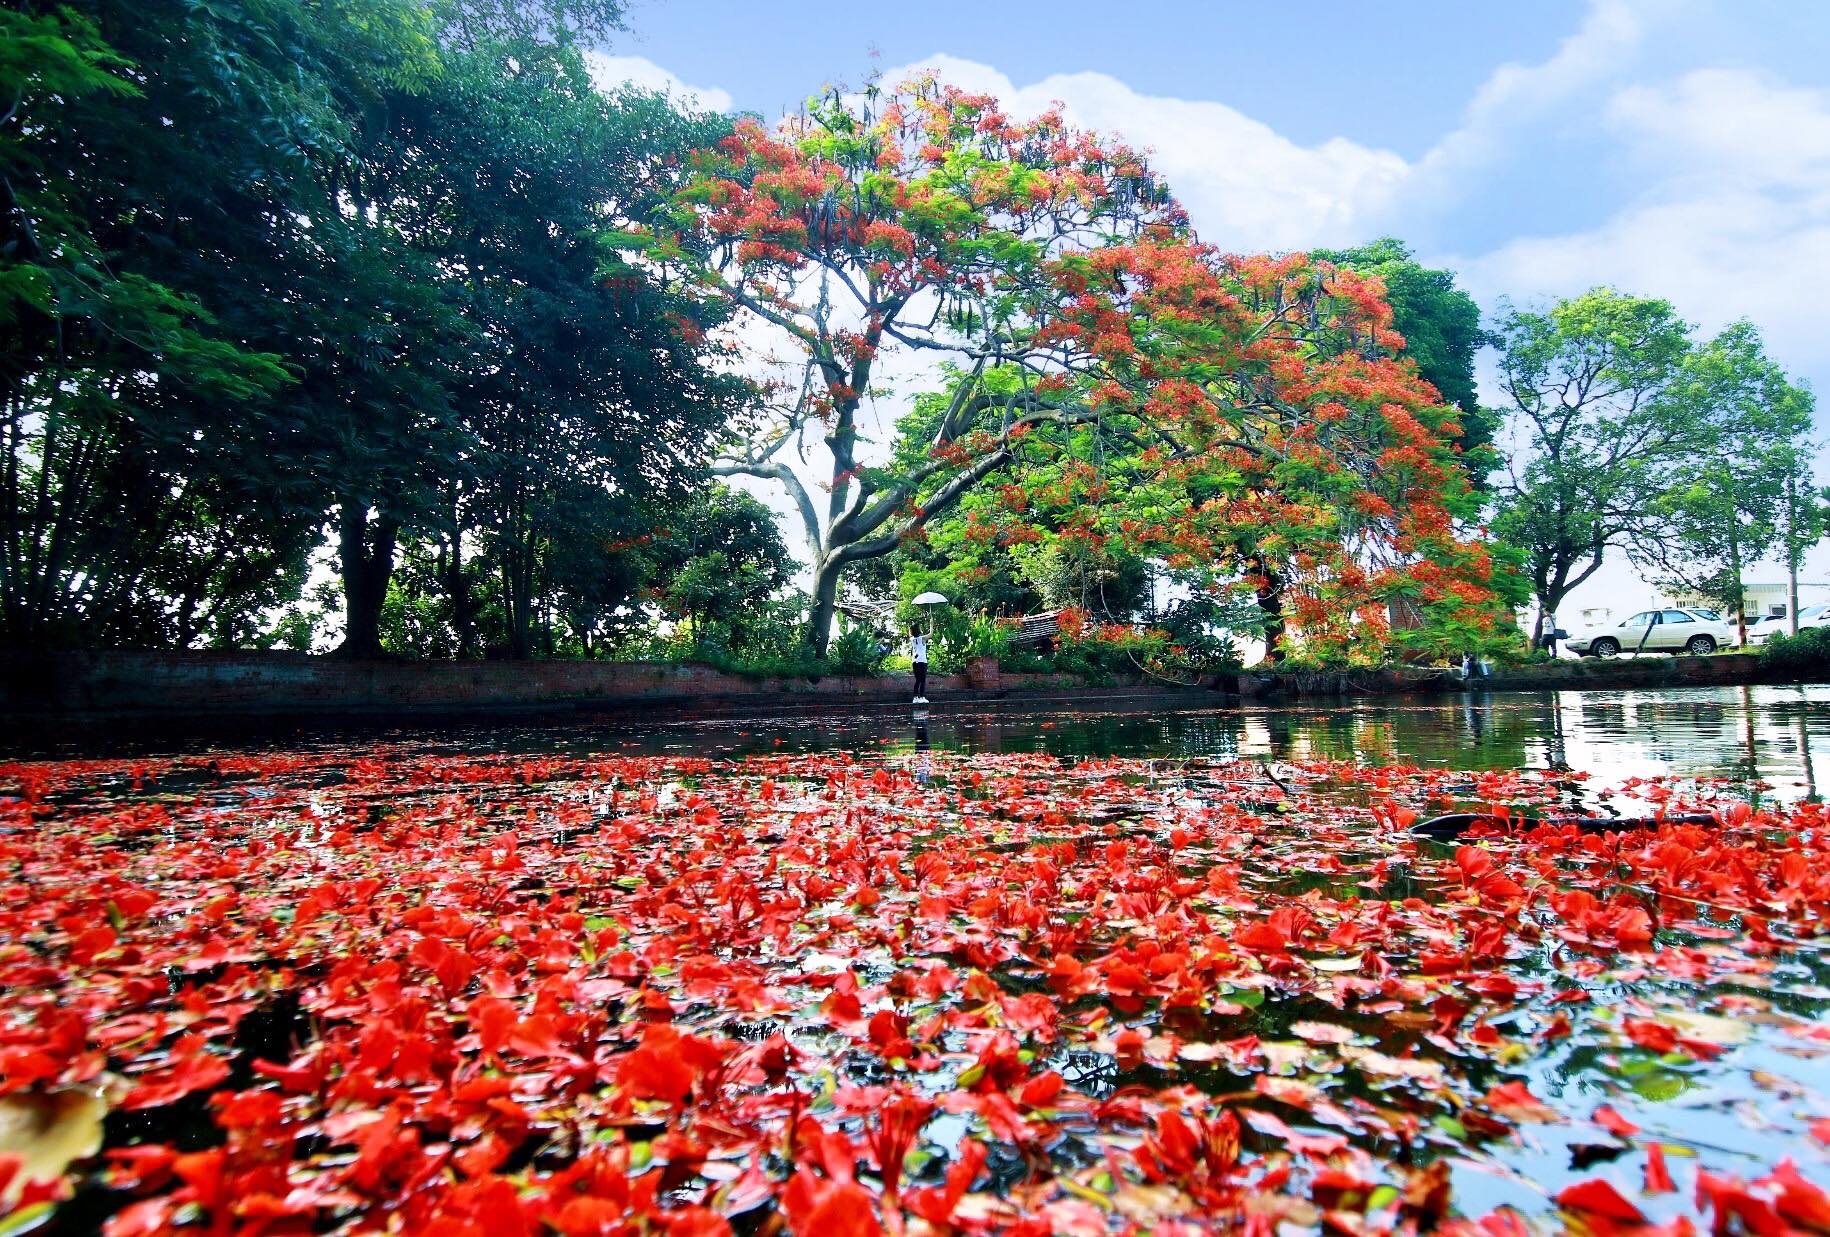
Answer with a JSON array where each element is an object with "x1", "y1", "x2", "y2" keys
[{"x1": 649, "y1": 75, "x2": 1513, "y2": 660}]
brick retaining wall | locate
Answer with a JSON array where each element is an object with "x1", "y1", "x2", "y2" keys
[
  {"x1": 0, "y1": 648, "x2": 1798, "y2": 726},
  {"x1": 0, "y1": 650, "x2": 1097, "y2": 723}
]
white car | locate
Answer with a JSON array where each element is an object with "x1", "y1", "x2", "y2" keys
[
  {"x1": 1747, "y1": 605, "x2": 1830, "y2": 646},
  {"x1": 1565, "y1": 607, "x2": 1738, "y2": 658},
  {"x1": 1742, "y1": 615, "x2": 1785, "y2": 645}
]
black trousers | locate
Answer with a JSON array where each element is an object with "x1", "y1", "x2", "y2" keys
[{"x1": 913, "y1": 661, "x2": 927, "y2": 697}]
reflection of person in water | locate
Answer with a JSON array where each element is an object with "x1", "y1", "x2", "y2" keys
[{"x1": 914, "y1": 717, "x2": 932, "y2": 785}]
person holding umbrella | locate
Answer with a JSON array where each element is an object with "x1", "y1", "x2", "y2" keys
[
  {"x1": 909, "y1": 591, "x2": 946, "y2": 705},
  {"x1": 909, "y1": 623, "x2": 929, "y2": 704}
]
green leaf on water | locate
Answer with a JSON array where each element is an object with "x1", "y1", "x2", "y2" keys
[
  {"x1": 1629, "y1": 1071, "x2": 1694, "y2": 1103},
  {"x1": 1434, "y1": 1114, "x2": 1468, "y2": 1140}
]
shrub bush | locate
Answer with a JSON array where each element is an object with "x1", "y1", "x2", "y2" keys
[
  {"x1": 827, "y1": 624, "x2": 890, "y2": 676},
  {"x1": 1759, "y1": 627, "x2": 1830, "y2": 677}
]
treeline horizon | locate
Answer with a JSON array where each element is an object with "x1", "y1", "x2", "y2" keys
[{"x1": 3, "y1": 1, "x2": 1816, "y2": 671}]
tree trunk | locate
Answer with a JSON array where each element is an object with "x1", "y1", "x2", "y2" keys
[
  {"x1": 1249, "y1": 556, "x2": 1286, "y2": 663},
  {"x1": 1728, "y1": 517, "x2": 1747, "y2": 647},
  {"x1": 1786, "y1": 474, "x2": 1801, "y2": 635},
  {"x1": 502, "y1": 528, "x2": 538, "y2": 660},
  {"x1": 806, "y1": 557, "x2": 841, "y2": 657},
  {"x1": 337, "y1": 500, "x2": 399, "y2": 659},
  {"x1": 1532, "y1": 561, "x2": 1576, "y2": 656},
  {"x1": 506, "y1": 569, "x2": 531, "y2": 659},
  {"x1": 437, "y1": 490, "x2": 480, "y2": 657}
]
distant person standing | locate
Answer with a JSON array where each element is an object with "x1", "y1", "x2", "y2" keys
[
  {"x1": 909, "y1": 624, "x2": 929, "y2": 704},
  {"x1": 1540, "y1": 614, "x2": 1562, "y2": 658}
]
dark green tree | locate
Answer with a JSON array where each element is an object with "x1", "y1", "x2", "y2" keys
[
  {"x1": 3, "y1": 0, "x2": 749, "y2": 658},
  {"x1": 381, "y1": 45, "x2": 742, "y2": 658},
  {"x1": 652, "y1": 487, "x2": 793, "y2": 650},
  {"x1": 0, "y1": 3, "x2": 349, "y2": 647}
]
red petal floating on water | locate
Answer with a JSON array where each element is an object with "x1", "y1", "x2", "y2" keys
[{"x1": 1556, "y1": 1178, "x2": 1646, "y2": 1223}]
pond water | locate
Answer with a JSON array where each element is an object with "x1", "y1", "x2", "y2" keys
[
  {"x1": 6, "y1": 685, "x2": 1830, "y2": 1233},
  {"x1": 624, "y1": 685, "x2": 1830, "y2": 798},
  {"x1": 67, "y1": 683, "x2": 1819, "y2": 796}
]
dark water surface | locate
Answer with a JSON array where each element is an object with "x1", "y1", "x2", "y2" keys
[
  {"x1": 25, "y1": 684, "x2": 1830, "y2": 801},
  {"x1": 50, "y1": 684, "x2": 1820, "y2": 800}
]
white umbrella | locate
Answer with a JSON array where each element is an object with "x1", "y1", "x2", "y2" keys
[{"x1": 911, "y1": 591, "x2": 947, "y2": 636}]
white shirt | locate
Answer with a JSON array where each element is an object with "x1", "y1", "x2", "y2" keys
[{"x1": 910, "y1": 634, "x2": 929, "y2": 662}]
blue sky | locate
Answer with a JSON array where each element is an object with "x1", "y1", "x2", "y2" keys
[{"x1": 590, "y1": 0, "x2": 1830, "y2": 617}]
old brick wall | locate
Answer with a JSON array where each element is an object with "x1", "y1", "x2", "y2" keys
[{"x1": 0, "y1": 650, "x2": 1093, "y2": 721}]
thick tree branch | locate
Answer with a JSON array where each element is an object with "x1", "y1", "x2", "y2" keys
[{"x1": 709, "y1": 458, "x2": 822, "y2": 557}]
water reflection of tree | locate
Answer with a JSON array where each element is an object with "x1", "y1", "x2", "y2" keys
[
  {"x1": 1741, "y1": 687, "x2": 1763, "y2": 807},
  {"x1": 1794, "y1": 693, "x2": 1817, "y2": 801},
  {"x1": 1203, "y1": 699, "x2": 1546, "y2": 773}
]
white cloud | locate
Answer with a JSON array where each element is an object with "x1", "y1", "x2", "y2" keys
[
  {"x1": 1455, "y1": 66, "x2": 1830, "y2": 377},
  {"x1": 1607, "y1": 67, "x2": 1830, "y2": 189},
  {"x1": 874, "y1": 4, "x2": 1666, "y2": 254},
  {"x1": 588, "y1": 2, "x2": 1659, "y2": 257},
  {"x1": 1395, "y1": 0, "x2": 1661, "y2": 227},
  {"x1": 877, "y1": 54, "x2": 1407, "y2": 252},
  {"x1": 583, "y1": 53, "x2": 733, "y2": 114},
  {"x1": 1449, "y1": 56, "x2": 1830, "y2": 617}
]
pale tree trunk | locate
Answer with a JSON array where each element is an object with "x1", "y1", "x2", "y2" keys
[
  {"x1": 1728, "y1": 517, "x2": 1747, "y2": 648},
  {"x1": 1786, "y1": 474, "x2": 1802, "y2": 635}
]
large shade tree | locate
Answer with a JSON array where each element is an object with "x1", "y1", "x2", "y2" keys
[
  {"x1": 1, "y1": 0, "x2": 746, "y2": 656},
  {"x1": 651, "y1": 78, "x2": 1187, "y2": 654},
  {"x1": 1633, "y1": 322, "x2": 1816, "y2": 643},
  {"x1": 1490, "y1": 289, "x2": 1707, "y2": 646},
  {"x1": 656, "y1": 76, "x2": 1506, "y2": 658},
  {"x1": 0, "y1": 1, "x2": 406, "y2": 647},
  {"x1": 377, "y1": 40, "x2": 744, "y2": 658}
]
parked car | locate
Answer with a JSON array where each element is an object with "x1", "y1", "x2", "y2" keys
[
  {"x1": 1747, "y1": 605, "x2": 1830, "y2": 646},
  {"x1": 1564, "y1": 607, "x2": 1738, "y2": 658},
  {"x1": 1742, "y1": 615, "x2": 1784, "y2": 645}
]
